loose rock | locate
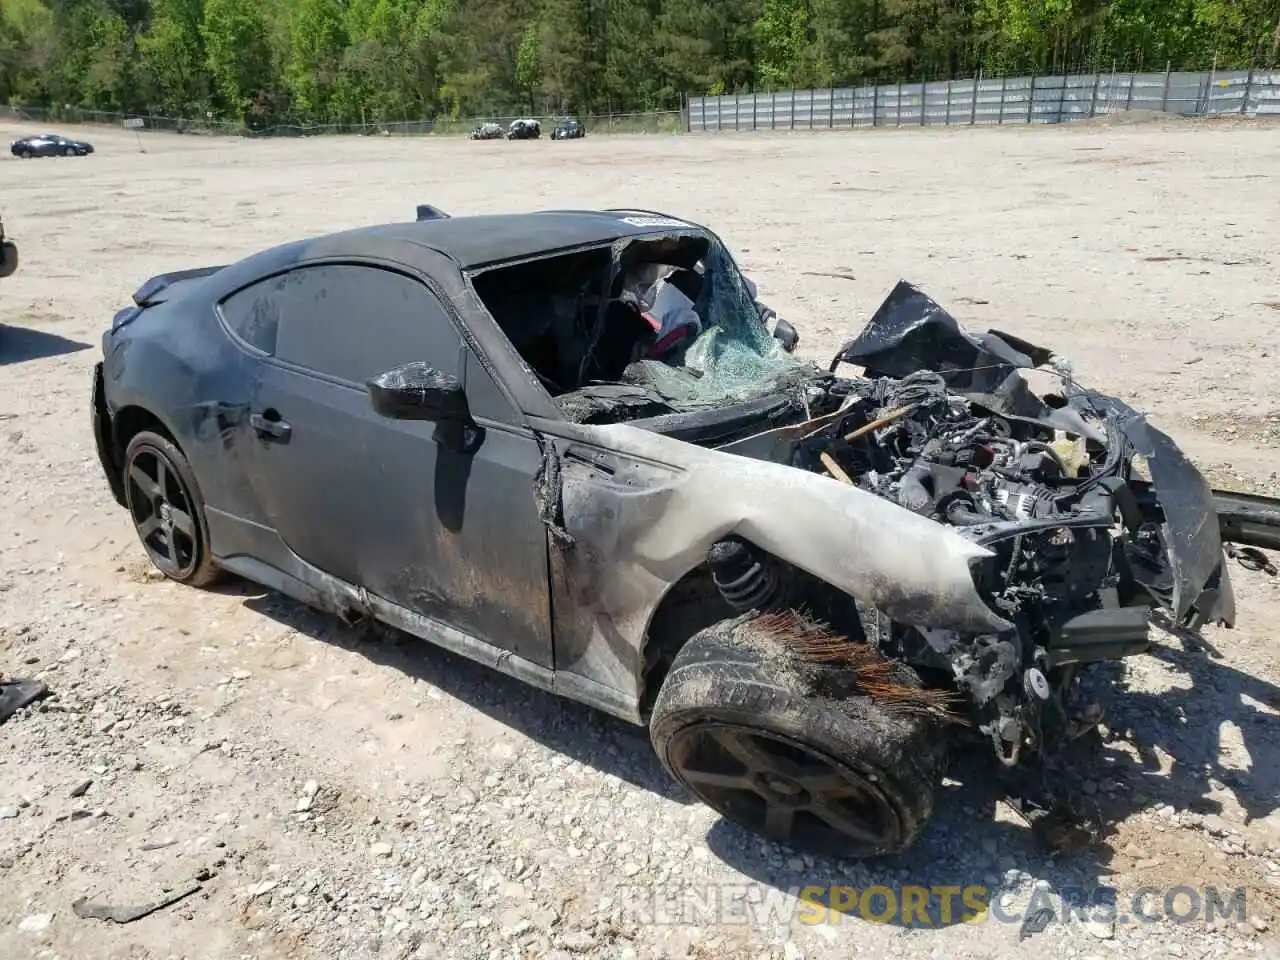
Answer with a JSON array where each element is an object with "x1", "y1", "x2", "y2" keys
[{"x1": 18, "y1": 913, "x2": 53, "y2": 933}]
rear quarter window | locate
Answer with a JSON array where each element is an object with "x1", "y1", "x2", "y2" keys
[{"x1": 219, "y1": 280, "x2": 282, "y2": 355}]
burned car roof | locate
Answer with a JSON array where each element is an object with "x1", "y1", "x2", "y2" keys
[{"x1": 232, "y1": 210, "x2": 707, "y2": 276}]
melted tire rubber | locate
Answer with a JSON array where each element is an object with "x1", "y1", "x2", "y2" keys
[{"x1": 650, "y1": 612, "x2": 946, "y2": 858}]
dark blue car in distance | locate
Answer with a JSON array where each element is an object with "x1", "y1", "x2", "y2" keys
[{"x1": 11, "y1": 132, "x2": 95, "y2": 158}]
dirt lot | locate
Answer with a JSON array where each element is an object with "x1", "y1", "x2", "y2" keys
[{"x1": 1, "y1": 118, "x2": 1279, "y2": 960}]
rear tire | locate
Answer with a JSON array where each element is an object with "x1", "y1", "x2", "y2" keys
[
  {"x1": 650, "y1": 612, "x2": 945, "y2": 858},
  {"x1": 122, "y1": 430, "x2": 223, "y2": 587}
]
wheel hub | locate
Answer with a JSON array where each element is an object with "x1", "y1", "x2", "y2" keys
[{"x1": 751, "y1": 771, "x2": 809, "y2": 805}]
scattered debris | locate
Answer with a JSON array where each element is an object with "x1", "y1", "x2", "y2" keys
[
  {"x1": 139, "y1": 839, "x2": 177, "y2": 851},
  {"x1": 1082, "y1": 915, "x2": 1116, "y2": 940},
  {"x1": 296, "y1": 779, "x2": 321, "y2": 812},
  {"x1": 73, "y1": 881, "x2": 203, "y2": 924},
  {"x1": 68, "y1": 779, "x2": 93, "y2": 798},
  {"x1": 0, "y1": 676, "x2": 50, "y2": 726},
  {"x1": 247, "y1": 879, "x2": 279, "y2": 899},
  {"x1": 1019, "y1": 905, "x2": 1054, "y2": 940},
  {"x1": 802, "y1": 270, "x2": 857, "y2": 281},
  {"x1": 1224, "y1": 543, "x2": 1277, "y2": 576}
]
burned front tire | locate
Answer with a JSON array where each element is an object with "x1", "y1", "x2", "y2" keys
[
  {"x1": 122, "y1": 430, "x2": 222, "y2": 587},
  {"x1": 650, "y1": 614, "x2": 945, "y2": 858}
]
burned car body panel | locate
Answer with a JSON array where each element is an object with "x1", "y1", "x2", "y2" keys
[{"x1": 535, "y1": 418, "x2": 1012, "y2": 700}]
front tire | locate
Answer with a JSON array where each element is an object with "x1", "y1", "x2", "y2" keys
[
  {"x1": 650, "y1": 613, "x2": 945, "y2": 858},
  {"x1": 122, "y1": 430, "x2": 222, "y2": 586}
]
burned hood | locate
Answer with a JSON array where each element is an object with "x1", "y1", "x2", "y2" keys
[{"x1": 831, "y1": 280, "x2": 1233, "y2": 628}]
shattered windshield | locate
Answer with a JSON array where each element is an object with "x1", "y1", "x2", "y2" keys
[
  {"x1": 616, "y1": 231, "x2": 815, "y2": 408},
  {"x1": 471, "y1": 227, "x2": 817, "y2": 424}
]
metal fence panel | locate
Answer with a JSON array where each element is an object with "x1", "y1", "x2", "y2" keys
[{"x1": 687, "y1": 67, "x2": 1280, "y2": 132}]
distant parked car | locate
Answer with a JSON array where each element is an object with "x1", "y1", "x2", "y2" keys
[
  {"x1": 11, "y1": 133, "x2": 95, "y2": 158},
  {"x1": 507, "y1": 118, "x2": 541, "y2": 140},
  {"x1": 551, "y1": 118, "x2": 585, "y2": 140},
  {"x1": 469, "y1": 122, "x2": 505, "y2": 141}
]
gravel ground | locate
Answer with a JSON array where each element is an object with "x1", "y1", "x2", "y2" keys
[{"x1": 1, "y1": 116, "x2": 1279, "y2": 960}]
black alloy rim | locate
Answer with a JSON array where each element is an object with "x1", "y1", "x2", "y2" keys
[
  {"x1": 667, "y1": 722, "x2": 901, "y2": 852},
  {"x1": 125, "y1": 446, "x2": 199, "y2": 578}
]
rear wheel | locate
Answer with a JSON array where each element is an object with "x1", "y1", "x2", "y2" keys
[
  {"x1": 650, "y1": 613, "x2": 946, "y2": 858},
  {"x1": 122, "y1": 430, "x2": 222, "y2": 586}
]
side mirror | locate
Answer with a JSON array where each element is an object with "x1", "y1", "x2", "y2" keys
[
  {"x1": 368, "y1": 362, "x2": 482, "y2": 452},
  {"x1": 772, "y1": 318, "x2": 799, "y2": 353},
  {"x1": 368, "y1": 362, "x2": 468, "y2": 421},
  {"x1": 758, "y1": 303, "x2": 799, "y2": 353}
]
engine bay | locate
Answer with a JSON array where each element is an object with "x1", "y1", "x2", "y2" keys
[{"x1": 709, "y1": 280, "x2": 1236, "y2": 765}]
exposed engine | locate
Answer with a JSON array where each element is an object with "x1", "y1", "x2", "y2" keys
[{"x1": 704, "y1": 281, "x2": 1235, "y2": 767}]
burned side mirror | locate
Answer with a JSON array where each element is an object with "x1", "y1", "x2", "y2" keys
[
  {"x1": 368, "y1": 362, "x2": 483, "y2": 454},
  {"x1": 772, "y1": 318, "x2": 799, "y2": 353},
  {"x1": 368, "y1": 362, "x2": 471, "y2": 423}
]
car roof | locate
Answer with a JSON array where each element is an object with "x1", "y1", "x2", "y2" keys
[{"x1": 246, "y1": 209, "x2": 709, "y2": 273}]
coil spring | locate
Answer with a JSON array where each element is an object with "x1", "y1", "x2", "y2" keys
[{"x1": 707, "y1": 537, "x2": 785, "y2": 611}]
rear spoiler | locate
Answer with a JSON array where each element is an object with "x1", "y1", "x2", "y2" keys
[
  {"x1": 416, "y1": 205, "x2": 450, "y2": 222},
  {"x1": 131, "y1": 264, "x2": 228, "y2": 307}
]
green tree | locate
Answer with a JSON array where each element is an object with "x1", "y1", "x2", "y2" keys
[{"x1": 200, "y1": 0, "x2": 271, "y2": 119}]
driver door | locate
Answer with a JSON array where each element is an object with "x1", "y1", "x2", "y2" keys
[{"x1": 225, "y1": 261, "x2": 554, "y2": 667}]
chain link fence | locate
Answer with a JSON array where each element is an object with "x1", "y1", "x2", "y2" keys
[{"x1": 0, "y1": 105, "x2": 687, "y2": 138}]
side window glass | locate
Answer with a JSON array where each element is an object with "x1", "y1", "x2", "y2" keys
[
  {"x1": 220, "y1": 280, "x2": 281, "y2": 354},
  {"x1": 271, "y1": 264, "x2": 463, "y2": 385}
]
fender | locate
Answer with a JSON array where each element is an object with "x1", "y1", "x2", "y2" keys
[{"x1": 543, "y1": 420, "x2": 1012, "y2": 701}]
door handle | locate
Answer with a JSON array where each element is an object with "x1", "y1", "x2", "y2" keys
[{"x1": 249, "y1": 410, "x2": 292, "y2": 441}]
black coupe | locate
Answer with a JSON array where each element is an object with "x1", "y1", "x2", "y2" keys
[{"x1": 11, "y1": 132, "x2": 95, "y2": 158}]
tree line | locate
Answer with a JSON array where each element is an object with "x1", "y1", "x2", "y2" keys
[{"x1": 0, "y1": 0, "x2": 1276, "y2": 127}]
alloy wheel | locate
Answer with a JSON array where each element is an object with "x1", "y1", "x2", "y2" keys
[
  {"x1": 666, "y1": 721, "x2": 901, "y2": 851},
  {"x1": 124, "y1": 445, "x2": 201, "y2": 578}
]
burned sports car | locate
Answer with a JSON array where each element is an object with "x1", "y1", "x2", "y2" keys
[
  {"x1": 468, "y1": 122, "x2": 504, "y2": 140},
  {"x1": 91, "y1": 206, "x2": 1241, "y2": 857}
]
